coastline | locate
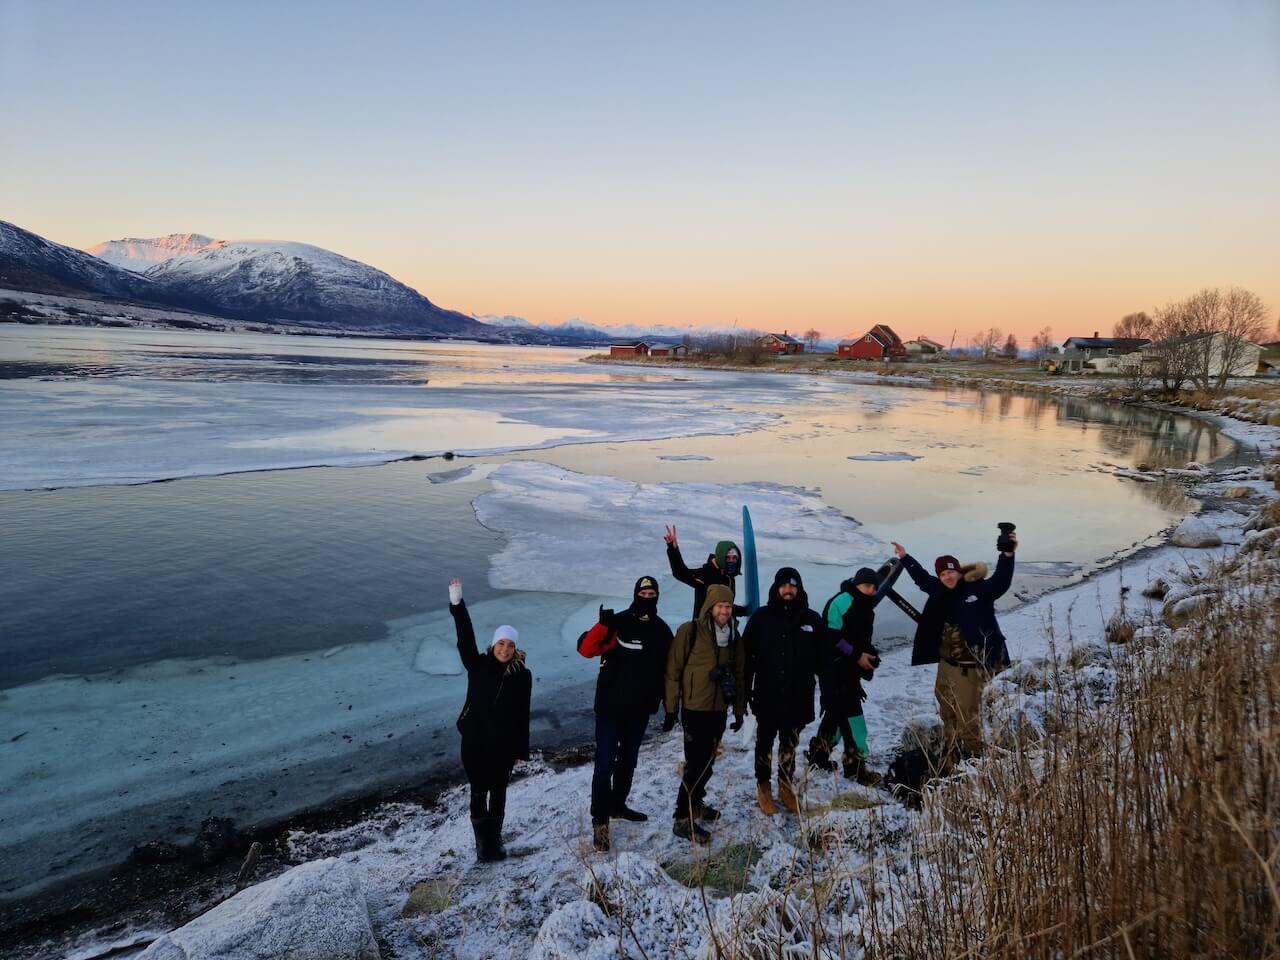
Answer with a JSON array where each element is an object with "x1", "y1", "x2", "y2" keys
[{"x1": 9, "y1": 373, "x2": 1278, "y2": 960}]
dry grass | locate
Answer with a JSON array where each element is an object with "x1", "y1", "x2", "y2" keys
[{"x1": 859, "y1": 576, "x2": 1279, "y2": 959}]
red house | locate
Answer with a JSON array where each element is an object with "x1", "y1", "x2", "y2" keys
[
  {"x1": 837, "y1": 324, "x2": 908, "y2": 360},
  {"x1": 755, "y1": 332, "x2": 804, "y2": 354},
  {"x1": 609, "y1": 341, "x2": 650, "y2": 357}
]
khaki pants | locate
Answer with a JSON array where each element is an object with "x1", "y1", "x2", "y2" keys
[{"x1": 935, "y1": 661, "x2": 987, "y2": 759}]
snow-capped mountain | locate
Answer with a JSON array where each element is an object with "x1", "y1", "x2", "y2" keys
[
  {"x1": 135, "y1": 239, "x2": 485, "y2": 334},
  {"x1": 0, "y1": 220, "x2": 161, "y2": 300},
  {"x1": 86, "y1": 234, "x2": 224, "y2": 272}
]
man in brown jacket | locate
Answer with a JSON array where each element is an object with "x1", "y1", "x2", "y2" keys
[{"x1": 663, "y1": 583, "x2": 746, "y2": 843}]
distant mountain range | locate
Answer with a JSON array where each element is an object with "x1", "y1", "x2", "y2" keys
[{"x1": 0, "y1": 219, "x2": 805, "y2": 345}]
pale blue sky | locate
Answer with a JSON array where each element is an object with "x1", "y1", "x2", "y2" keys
[{"x1": 2, "y1": 1, "x2": 1277, "y2": 337}]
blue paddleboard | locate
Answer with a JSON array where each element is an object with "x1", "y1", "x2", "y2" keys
[{"x1": 742, "y1": 505, "x2": 761, "y2": 614}]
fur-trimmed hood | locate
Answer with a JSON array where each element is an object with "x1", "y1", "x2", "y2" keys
[{"x1": 961, "y1": 561, "x2": 988, "y2": 583}]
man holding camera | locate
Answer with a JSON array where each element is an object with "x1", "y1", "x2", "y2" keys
[
  {"x1": 663, "y1": 582, "x2": 746, "y2": 844},
  {"x1": 893, "y1": 525, "x2": 1017, "y2": 766},
  {"x1": 743, "y1": 567, "x2": 826, "y2": 815}
]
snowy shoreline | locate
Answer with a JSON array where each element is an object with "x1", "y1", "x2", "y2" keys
[{"x1": 23, "y1": 394, "x2": 1280, "y2": 960}]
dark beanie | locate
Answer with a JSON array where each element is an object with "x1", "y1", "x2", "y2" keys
[
  {"x1": 633, "y1": 575, "x2": 659, "y2": 598},
  {"x1": 773, "y1": 566, "x2": 803, "y2": 589},
  {"x1": 851, "y1": 567, "x2": 878, "y2": 587},
  {"x1": 935, "y1": 555, "x2": 961, "y2": 575}
]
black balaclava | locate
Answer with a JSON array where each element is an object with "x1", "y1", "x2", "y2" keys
[
  {"x1": 630, "y1": 575, "x2": 660, "y2": 619},
  {"x1": 770, "y1": 566, "x2": 805, "y2": 611}
]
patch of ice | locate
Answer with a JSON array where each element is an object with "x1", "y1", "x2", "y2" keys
[
  {"x1": 658, "y1": 454, "x2": 713, "y2": 461},
  {"x1": 473, "y1": 462, "x2": 886, "y2": 596},
  {"x1": 846, "y1": 451, "x2": 923, "y2": 462}
]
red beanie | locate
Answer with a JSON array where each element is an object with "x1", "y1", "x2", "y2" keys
[{"x1": 934, "y1": 555, "x2": 960, "y2": 575}]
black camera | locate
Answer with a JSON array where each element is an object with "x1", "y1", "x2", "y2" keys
[
  {"x1": 709, "y1": 664, "x2": 735, "y2": 704},
  {"x1": 997, "y1": 522, "x2": 1017, "y2": 553},
  {"x1": 867, "y1": 653, "x2": 882, "y2": 669}
]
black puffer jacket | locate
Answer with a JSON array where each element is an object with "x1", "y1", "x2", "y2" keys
[
  {"x1": 743, "y1": 569, "x2": 827, "y2": 729},
  {"x1": 450, "y1": 601, "x2": 532, "y2": 766},
  {"x1": 577, "y1": 578, "x2": 674, "y2": 718},
  {"x1": 666, "y1": 543, "x2": 748, "y2": 622}
]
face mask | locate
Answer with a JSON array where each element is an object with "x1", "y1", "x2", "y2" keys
[
  {"x1": 725, "y1": 559, "x2": 740, "y2": 577},
  {"x1": 633, "y1": 595, "x2": 658, "y2": 616}
]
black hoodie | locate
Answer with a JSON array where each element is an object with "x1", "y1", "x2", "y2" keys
[{"x1": 742, "y1": 567, "x2": 828, "y2": 729}]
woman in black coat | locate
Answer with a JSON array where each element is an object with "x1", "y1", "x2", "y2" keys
[{"x1": 448, "y1": 577, "x2": 532, "y2": 862}]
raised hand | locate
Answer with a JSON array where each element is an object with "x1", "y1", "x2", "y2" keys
[
  {"x1": 448, "y1": 577, "x2": 463, "y2": 606},
  {"x1": 891, "y1": 541, "x2": 906, "y2": 559},
  {"x1": 663, "y1": 525, "x2": 679, "y2": 547},
  {"x1": 598, "y1": 605, "x2": 615, "y2": 627}
]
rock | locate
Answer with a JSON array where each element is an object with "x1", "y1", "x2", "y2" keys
[
  {"x1": 1170, "y1": 518, "x2": 1222, "y2": 549},
  {"x1": 140, "y1": 858, "x2": 379, "y2": 960},
  {"x1": 401, "y1": 878, "x2": 453, "y2": 917},
  {"x1": 1141, "y1": 577, "x2": 1170, "y2": 599},
  {"x1": 1184, "y1": 461, "x2": 1208, "y2": 472},
  {"x1": 1162, "y1": 592, "x2": 1218, "y2": 628},
  {"x1": 1002, "y1": 657, "x2": 1050, "y2": 691},
  {"x1": 1242, "y1": 527, "x2": 1280, "y2": 556},
  {"x1": 897, "y1": 714, "x2": 943, "y2": 756},
  {"x1": 1220, "y1": 486, "x2": 1254, "y2": 499}
]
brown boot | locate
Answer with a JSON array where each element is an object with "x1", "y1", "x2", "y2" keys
[
  {"x1": 756, "y1": 782, "x2": 777, "y2": 816},
  {"x1": 778, "y1": 779, "x2": 800, "y2": 813}
]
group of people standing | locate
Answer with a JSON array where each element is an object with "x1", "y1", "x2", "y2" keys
[{"x1": 447, "y1": 524, "x2": 1017, "y2": 860}]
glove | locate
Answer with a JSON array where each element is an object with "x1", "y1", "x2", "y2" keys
[
  {"x1": 662, "y1": 712, "x2": 678, "y2": 732},
  {"x1": 729, "y1": 715, "x2": 744, "y2": 733},
  {"x1": 448, "y1": 580, "x2": 462, "y2": 605},
  {"x1": 598, "y1": 605, "x2": 615, "y2": 627},
  {"x1": 835, "y1": 638, "x2": 855, "y2": 658}
]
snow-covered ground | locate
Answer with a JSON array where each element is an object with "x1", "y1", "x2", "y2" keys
[{"x1": 77, "y1": 413, "x2": 1276, "y2": 960}]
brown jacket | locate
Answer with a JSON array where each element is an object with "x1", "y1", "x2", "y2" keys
[{"x1": 664, "y1": 584, "x2": 747, "y2": 717}]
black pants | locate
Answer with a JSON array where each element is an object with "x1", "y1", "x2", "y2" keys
[
  {"x1": 461, "y1": 739, "x2": 511, "y2": 821},
  {"x1": 591, "y1": 711, "x2": 650, "y2": 824},
  {"x1": 755, "y1": 720, "x2": 801, "y2": 785},
  {"x1": 674, "y1": 708, "x2": 726, "y2": 820}
]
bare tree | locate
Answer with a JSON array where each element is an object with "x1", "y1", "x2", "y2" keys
[
  {"x1": 1029, "y1": 326, "x2": 1055, "y2": 362},
  {"x1": 1001, "y1": 333, "x2": 1019, "y2": 359},
  {"x1": 1147, "y1": 298, "x2": 1199, "y2": 392},
  {"x1": 1211, "y1": 287, "x2": 1271, "y2": 390},
  {"x1": 802, "y1": 328, "x2": 822, "y2": 351},
  {"x1": 971, "y1": 327, "x2": 1002, "y2": 360},
  {"x1": 1113, "y1": 312, "x2": 1154, "y2": 339}
]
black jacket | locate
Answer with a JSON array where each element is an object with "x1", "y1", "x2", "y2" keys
[
  {"x1": 666, "y1": 544, "x2": 748, "y2": 622},
  {"x1": 450, "y1": 601, "x2": 532, "y2": 765},
  {"x1": 742, "y1": 582, "x2": 827, "y2": 729},
  {"x1": 820, "y1": 582, "x2": 883, "y2": 715},
  {"x1": 901, "y1": 553, "x2": 1014, "y2": 671},
  {"x1": 577, "y1": 604, "x2": 673, "y2": 718}
]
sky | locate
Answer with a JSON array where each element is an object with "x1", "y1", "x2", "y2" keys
[{"x1": 1, "y1": 1, "x2": 1277, "y2": 341}]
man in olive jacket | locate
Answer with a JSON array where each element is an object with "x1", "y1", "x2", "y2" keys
[{"x1": 663, "y1": 583, "x2": 746, "y2": 844}]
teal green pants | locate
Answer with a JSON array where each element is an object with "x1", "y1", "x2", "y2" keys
[{"x1": 830, "y1": 714, "x2": 869, "y2": 758}]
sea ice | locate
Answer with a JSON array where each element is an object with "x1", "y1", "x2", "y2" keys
[{"x1": 847, "y1": 451, "x2": 923, "y2": 462}]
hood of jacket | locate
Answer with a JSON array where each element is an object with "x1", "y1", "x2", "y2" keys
[
  {"x1": 766, "y1": 567, "x2": 810, "y2": 612},
  {"x1": 962, "y1": 561, "x2": 988, "y2": 583},
  {"x1": 712, "y1": 541, "x2": 741, "y2": 572}
]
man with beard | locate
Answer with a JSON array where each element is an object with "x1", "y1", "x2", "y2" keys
[
  {"x1": 663, "y1": 525, "x2": 748, "y2": 620},
  {"x1": 578, "y1": 575, "x2": 673, "y2": 852},
  {"x1": 663, "y1": 583, "x2": 746, "y2": 844},
  {"x1": 743, "y1": 567, "x2": 827, "y2": 815}
]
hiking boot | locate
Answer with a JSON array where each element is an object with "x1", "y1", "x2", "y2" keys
[
  {"x1": 592, "y1": 822, "x2": 610, "y2": 853},
  {"x1": 471, "y1": 817, "x2": 488, "y2": 863},
  {"x1": 756, "y1": 782, "x2": 777, "y2": 816},
  {"x1": 806, "y1": 740, "x2": 838, "y2": 772},
  {"x1": 844, "y1": 756, "x2": 883, "y2": 788},
  {"x1": 673, "y1": 817, "x2": 711, "y2": 845},
  {"x1": 692, "y1": 801, "x2": 721, "y2": 822},
  {"x1": 778, "y1": 779, "x2": 800, "y2": 813},
  {"x1": 610, "y1": 804, "x2": 648, "y2": 823}
]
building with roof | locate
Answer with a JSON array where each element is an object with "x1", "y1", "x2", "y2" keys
[
  {"x1": 837, "y1": 324, "x2": 908, "y2": 360},
  {"x1": 756, "y1": 332, "x2": 804, "y2": 354},
  {"x1": 609, "y1": 341, "x2": 650, "y2": 357}
]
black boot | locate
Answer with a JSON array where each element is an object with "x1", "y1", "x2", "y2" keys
[
  {"x1": 471, "y1": 817, "x2": 490, "y2": 863},
  {"x1": 691, "y1": 800, "x2": 721, "y2": 822},
  {"x1": 611, "y1": 804, "x2": 648, "y2": 822},
  {"x1": 806, "y1": 737, "x2": 837, "y2": 772},
  {"x1": 486, "y1": 817, "x2": 508, "y2": 861},
  {"x1": 843, "y1": 755, "x2": 883, "y2": 787}
]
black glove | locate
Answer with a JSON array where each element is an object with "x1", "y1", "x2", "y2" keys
[
  {"x1": 729, "y1": 715, "x2": 744, "y2": 732},
  {"x1": 598, "y1": 605, "x2": 615, "y2": 627},
  {"x1": 662, "y1": 712, "x2": 678, "y2": 732}
]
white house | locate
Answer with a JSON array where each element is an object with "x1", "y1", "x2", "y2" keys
[
  {"x1": 903, "y1": 336, "x2": 944, "y2": 356},
  {"x1": 1141, "y1": 331, "x2": 1261, "y2": 380}
]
